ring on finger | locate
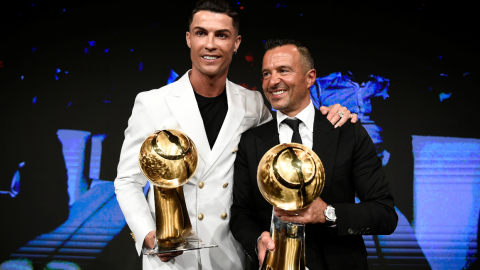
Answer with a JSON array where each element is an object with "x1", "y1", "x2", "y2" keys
[
  {"x1": 349, "y1": 113, "x2": 357, "y2": 119},
  {"x1": 338, "y1": 111, "x2": 345, "y2": 118},
  {"x1": 295, "y1": 210, "x2": 299, "y2": 216}
]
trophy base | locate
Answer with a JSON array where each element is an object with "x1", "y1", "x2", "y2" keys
[
  {"x1": 261, "y1": 215, "x2": 306, "y2": 270},
  {"x1": 142, "y1": 241, "x2": 218, "y2": 255}
]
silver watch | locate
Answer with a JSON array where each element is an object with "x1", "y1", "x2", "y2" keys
[{"x1": 324, "y1": 205, "x2": 337, "y2": 228}]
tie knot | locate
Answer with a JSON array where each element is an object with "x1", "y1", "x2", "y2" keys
[
  {"x1": 282, "y1": 118, "x2": 302, "y2": 144},
  {"x1": 282, "y1": 118, "x2": 302, "y2": 133}
]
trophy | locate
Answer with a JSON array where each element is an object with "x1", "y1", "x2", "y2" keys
[
  {"x1": 139, "y1": 129, "x2": 217, "y2": 254},
  {"x1": 257, "y1": 143, "x2": 325, "y2": 270}
]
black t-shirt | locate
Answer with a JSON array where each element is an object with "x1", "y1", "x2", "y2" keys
[{"x1": 194, "y1": 89, "x2": 228, "y2": 149}]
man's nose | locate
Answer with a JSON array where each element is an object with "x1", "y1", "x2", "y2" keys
[
  {"x1": 205, "y1": 34, "x2": 216, "y2": 51},
  {"x1": 269, "y1": 72, "x2": 281, "y2": 87}
]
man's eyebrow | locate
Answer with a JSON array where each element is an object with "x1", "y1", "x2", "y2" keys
[
  {"x1": 215, "y1": 29, "x2": 232, "y2": 34},
  {"x1": 192, "y1": 27, "x2": 232, "y2": 35},
  {"x1": 261, "y1": 65, "x2": 292, "y2": 74},
  {"x1": 192, "y1": 26, "x2": 208, "y2": 32}
]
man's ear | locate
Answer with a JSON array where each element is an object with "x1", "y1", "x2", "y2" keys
[
  {"x1": 186, "y1": 31, "x2": 191, "y2": 48},
  {"x1": 234, "y1": 35, "x2": 242, "y2": 52},
  {"x1": 305, "y1": 69, "x2": 317, "y2": 88}
]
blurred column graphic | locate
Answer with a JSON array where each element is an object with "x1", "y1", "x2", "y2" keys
[
  {"x1": 57, "y1": 129, "x2": 91, "y2": 206},
  {"x1": 413, "y1": 136, "x2": 480, "y2": 269}
]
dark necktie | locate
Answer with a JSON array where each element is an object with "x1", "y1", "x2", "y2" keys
[{"x1": 282, "y1": 118, "x2": 303, "y2": 144}]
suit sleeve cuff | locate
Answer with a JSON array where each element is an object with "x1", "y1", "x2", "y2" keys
[
  {"x1": 331, "y1": 202, "x2": 350, "y2": 236},
  {"x1": 135, "y1": 227, "x2": 155, "y2": 256}
]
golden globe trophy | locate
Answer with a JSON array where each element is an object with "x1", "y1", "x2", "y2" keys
[
  {"x1": 139, "y1": 129, "x2": 217, "y2": 254},
  {"x1": 257, "y1": 143, "x2": 325, "y2": 270}
]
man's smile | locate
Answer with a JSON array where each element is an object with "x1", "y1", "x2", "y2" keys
[
  {"x1": 271, "y1": 90, "x2": 286, "y2": 96},
  {"x1": 202, "y1": 55, "x2": 220, "y2": 61}
]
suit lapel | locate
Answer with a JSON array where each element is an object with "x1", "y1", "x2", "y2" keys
[
  {"x1": 256, "y1": 120, "x2": 280, "y2": 160},
  {"x1": 201, "y1": 79, "x2": 245, "y2": 178},
  {"x1": 312, "y1": 109, "x2": 339, "y2": 194},
  {"x1": 164, "y1": 72, "x2": 211, "y2": 169},
  {"x1": 255, "y1": 120, "x2": 279, "y2": 217}
]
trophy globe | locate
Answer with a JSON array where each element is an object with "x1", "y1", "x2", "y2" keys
[
  {"x1": 257, "y1": 143, "x2": 325, "y2": 210},
  {"x1": 139, "y1": 129, "x2": 198, "y2": 189}
]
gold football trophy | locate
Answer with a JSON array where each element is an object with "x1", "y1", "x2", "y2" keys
[
  {"x1": 139, "y1": 129, "x2": 217, "y2": 254},
  {"x1": 257, "y1": 143, "x2": 325, "y2": 270}
]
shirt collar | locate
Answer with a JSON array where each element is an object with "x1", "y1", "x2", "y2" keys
[{"x1": 276, "y1": 100, "x2": 315, "y2": 133}]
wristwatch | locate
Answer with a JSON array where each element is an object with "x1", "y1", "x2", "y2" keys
[{"x1": 324, "y1": 205, "x2": 337, "y2": 228}]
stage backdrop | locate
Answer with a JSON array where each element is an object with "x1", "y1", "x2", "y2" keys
[{"x1": 1, "y1": 1, "x2": 478, "y2": 270}]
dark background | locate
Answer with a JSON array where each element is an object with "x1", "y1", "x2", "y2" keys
[{"x1": 1, "y1": 0, "x2": 479, "y2": 269}]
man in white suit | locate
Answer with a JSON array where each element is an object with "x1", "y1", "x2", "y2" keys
[{"x1": 114, "y1": 0, "x2": 357, "y2": 269}]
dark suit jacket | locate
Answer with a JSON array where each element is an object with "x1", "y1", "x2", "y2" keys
[{"x1": 230, "y1": 109, "x2": 398, "y2": 270}]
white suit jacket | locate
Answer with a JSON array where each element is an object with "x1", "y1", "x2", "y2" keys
[{"x1": 114, "y1": 71, "x2": 272, "y2": 270}]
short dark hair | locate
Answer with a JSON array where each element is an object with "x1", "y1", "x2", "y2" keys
[
  {"x1": 189, "y1": 0, "x2": 240, "y2": 34},
  {"x1": 264, "y1": 39, "x2": 314, "y2": 73}
]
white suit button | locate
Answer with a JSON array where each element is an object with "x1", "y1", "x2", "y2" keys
[
  {"x1": 221, "y1": 213, "x2": 227, "y2": 220},
  {"x1": 223, "y1": 183, "x2": 228, "y2": 188},
  {"x1": 199, "y1": 182, "x2": 204, "y2": 189},
  {"x1": 198, "y1": 213, "x2": 204, "y2": 220}
]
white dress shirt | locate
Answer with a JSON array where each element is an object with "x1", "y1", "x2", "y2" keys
[{"x1": 276, "y1": 100, "x2": 315, "y2": 149}]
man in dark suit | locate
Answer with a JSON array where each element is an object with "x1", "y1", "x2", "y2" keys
[{"x1": 230, "y1": 39, "x2": 398, "y2": 269}]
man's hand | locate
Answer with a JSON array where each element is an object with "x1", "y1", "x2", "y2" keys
[
  {"x1": 274, "y1": 198, "x2": 328, "y2": 224},
  {"x1": 144, "y1": 231, "x2": 183, "y2": 262},
  {"x1": 258, "y1": 231, "x2": 275, "y2": 266},
  {"x1": 320, "y1": 104, "x2": 358, "y2": 128}
]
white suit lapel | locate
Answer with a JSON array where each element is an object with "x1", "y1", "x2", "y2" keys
[
  {"x1": 164, "y1": 72, "x2": 211, "y2": 168},
  {"x1": 201, "y1": 79, "x2": 245, "y2": 178}
]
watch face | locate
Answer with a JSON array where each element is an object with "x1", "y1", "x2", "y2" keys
[
  {"x1": 325, "y1": 207, "x2": 336, "y2": 220},
  {"x1": 326, "y1": 208, "x2": 334, "y2": 219}
]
